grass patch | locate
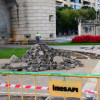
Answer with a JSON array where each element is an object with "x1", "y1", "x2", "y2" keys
[
  {"x1": 51, "y1": 41, "x2": 100, "y2": 45},
  {"x1": 0, "y1": 47, "x2": 30, "y2": 59}
]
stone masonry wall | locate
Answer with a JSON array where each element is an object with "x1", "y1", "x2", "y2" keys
[
  {"x1": 0, "y1": 0, "x2": 11, "y2": 39},
  {"x1": 78, "y1": 20, "x2": 100, "y2": 36},
  {"x1": 11, "y1": 0, "x2": 56, "y2": 40}
]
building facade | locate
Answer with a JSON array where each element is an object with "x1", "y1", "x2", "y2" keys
[
  {"x1": 78, "y1": 19, "x2": 100, "y2": 36},
  {"x1": 0, "y1": 0, "x2": 56, "y2": 40},
  {"x1": 0, "y1": 0, "x2": 11, "y2": 39},
  {"x1": 57, "y1": 0, "x2": 100, "y2": 11}
]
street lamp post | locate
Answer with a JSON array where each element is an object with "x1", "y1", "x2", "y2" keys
[
  {"x1": 96, "y1": 11, "x2": 98, "y2": 22},
  {"x1": 96, "y1": 0, "x2": 98, "y2": 22},
  {"x1": 98, "y1": 3, "x2": 100, "y2": 20}
]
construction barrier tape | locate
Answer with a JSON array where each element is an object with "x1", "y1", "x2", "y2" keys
[
  {"x1": 0, "y1": 83, "x2": 49, "y2": 90},
  {"x1": 0, "y1": 83, "x2": 99, "y2": 94}
]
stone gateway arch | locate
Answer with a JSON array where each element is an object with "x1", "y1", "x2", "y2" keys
[{"x1": 0, "y1": 0, "x2": 56, "y2": 40}]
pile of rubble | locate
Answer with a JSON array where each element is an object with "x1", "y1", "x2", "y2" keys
[{"x1": 2, "y1": 44, "x2": 83, "y2": 72}]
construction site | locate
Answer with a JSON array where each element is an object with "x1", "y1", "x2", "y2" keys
[{"x1": 0, "y1": 0, "x2": 100, "y2": 100}]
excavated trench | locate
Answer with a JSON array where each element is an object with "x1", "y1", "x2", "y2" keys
[{"x1": 67, "y1": 50, "x2": 100, "y2": 59}]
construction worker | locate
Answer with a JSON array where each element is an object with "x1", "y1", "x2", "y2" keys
[{"x1": 36, "y1": 32, "x2": 41, "y2": 43}]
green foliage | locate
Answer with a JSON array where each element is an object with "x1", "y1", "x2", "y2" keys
[
  {"x1": 81, "y1": 6, "x2": 94, "y2": 9},
  {"x1": 56, "y1": 10, "x2": 62, "y2": 29},
  {"x1": 61, "y1": 9, "x2": 79, "y2": 29},
  {"x1": 56, "y1": 6, "x2": 72, "y2": 11},
  {"x1": 0, "y1": 47, "x2": 30, "y2": 58},
  {"x1": 78, "y1": 8, "x2": 96, "y2": 20},
  {"x1": 56, "y1": 7, "x2": 96, "y2": 35}
]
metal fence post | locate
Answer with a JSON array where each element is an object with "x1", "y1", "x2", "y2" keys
[
  {"x1": 49, "y1": 76, "x2": 51, "y2": 100},
  {"x1": 22, "y1": 40, "x2": 23, "y2": 48},
  {"x1": 18, "y1": 40, "x2": 20, "y2": 45},
  {"x1": 97, "y1": 78, "x2": 99, "y2": 100},
  {"x1": 8, "y1": 74, "x2": 10, "y2": 100},
  {"x1": 2, "y1": 40, "x2": 4, "y2": 47},
  {"x1": 80, "y1": 78, "x2": 82, "y2": 100},
  {"x1": 34, "y1": 75, "x2": 37, "y2": 100},
  {"x1": 63, "y1": 77, "x2": 66, "y2": 100},
  {"x1": 21, "y1": 75, "x2": 23, "y2": 100}
]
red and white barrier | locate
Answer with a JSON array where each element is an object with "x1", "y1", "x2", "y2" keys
[
  {"x1": 0, "y1": 83, "x2": 49, "y2": 90},
  {"x1": 82, "y1": 90, "x2": 98, "y2": 94},
  {"x1": 0, "y1": 83, "x2": 99, "y2": 94}
]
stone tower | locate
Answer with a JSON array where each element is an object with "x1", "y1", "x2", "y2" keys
[
  {"x1": 10, "y1": 0, "x2": 56, "y2": 40},
  {"x1": 0, "y1": 0, "x2": 10, "y2": 39}
]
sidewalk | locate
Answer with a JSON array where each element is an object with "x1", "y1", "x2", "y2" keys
[{"x1": 51, "y1": 45, "x2": 100, "y2": 54}]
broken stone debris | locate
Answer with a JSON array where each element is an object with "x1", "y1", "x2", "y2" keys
[
  {"x1": 2, "y1": 44, "x2": 83, "y2": 72},
  {"x1": 45, "y1": 97, "x2": 97, "y2": 100},
  {"x1": 9, "y1": 55, "x2": 20, "y2": 63},
  {"x1": 67, "y1": 50, "x2": 100, "y2": 59}
]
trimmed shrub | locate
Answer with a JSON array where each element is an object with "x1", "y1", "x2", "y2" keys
[{"x1": 72, "y1": 35, "x2": 100, "y2": 43}]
